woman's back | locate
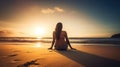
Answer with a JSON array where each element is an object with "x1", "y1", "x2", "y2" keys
[{"x1": 54, "y1": 31, "x2": 68, "y2": 50}]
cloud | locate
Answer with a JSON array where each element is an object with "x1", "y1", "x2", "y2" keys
[
  {"x1": 0, "y1": 30, "x2": 26, "y2": 37},
  {"x1": 0, "y1": 30, "x2": 13, "y2": 37},
  {"x1": 41, "y1": 8, "x2": 55, "y2": 14},
  {"x1": 41, "y1": 7, "x2": 64, "y2": 14},
  {"x1": 54, "y1": 7, "x2": 64, "y2": 12}
]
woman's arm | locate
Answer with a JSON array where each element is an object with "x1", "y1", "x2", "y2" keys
[
  {"x1": 65, "y1": 31, "x2": 73, "y2": 49},
  {"x1": 49, "y1": 31, "x2": 55, "y2": 49}
]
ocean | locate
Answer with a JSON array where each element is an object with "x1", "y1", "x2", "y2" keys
[{"x1": 0, "y1": 37, "x2": 120, "y2": 45}]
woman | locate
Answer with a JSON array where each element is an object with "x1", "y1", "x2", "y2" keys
[{"x1": 49, "y1": 22, "x2": 75, "y2": 50}]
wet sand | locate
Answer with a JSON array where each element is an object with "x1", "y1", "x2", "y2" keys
[{"x1": 0, "y1": 43, "x2": 120, "y2": 67}]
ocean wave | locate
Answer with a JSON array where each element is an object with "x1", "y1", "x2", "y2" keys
[{"x1": 0, "y1": 37, "x2": 120, "y2": 44}]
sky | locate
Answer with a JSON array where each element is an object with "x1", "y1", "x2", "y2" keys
[{"x1": 0, "y1": 0, "x2": 120, "y2": 37}]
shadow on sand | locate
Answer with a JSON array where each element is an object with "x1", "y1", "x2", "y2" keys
[{"x1": 55, "y1": 49, "x2": 120, "y2": 67}]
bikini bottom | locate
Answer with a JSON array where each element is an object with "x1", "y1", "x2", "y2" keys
[{"x1": 55, "y1": 44, "x2": 68, "y2": 50}]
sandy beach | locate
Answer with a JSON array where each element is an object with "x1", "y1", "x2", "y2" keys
[{"x1": 0, "y1": 43, "x2": 120, "y2": 67}]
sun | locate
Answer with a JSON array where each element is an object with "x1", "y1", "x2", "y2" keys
[{"x1": 35, "y1": 27, "x2": 46, "y2": 38}]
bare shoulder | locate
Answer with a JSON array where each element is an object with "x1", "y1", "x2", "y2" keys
[
  {"x1": 53, "y1": 31, "x2": 55, "y2": 33},
  {"x1": 53, "y1": 31, "x2": 56, "y2": 35},
  {"x1": 62, "y1": 31, "x2": 66, "y2": 33},
  {"x1": 62, "y1": 31, "x2": 67, "y2": 34}
]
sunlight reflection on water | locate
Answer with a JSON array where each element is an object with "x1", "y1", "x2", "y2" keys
[
  {"x1": 35, "y1": 43, "x2": 41, "y2": 47},
  {"x1": 31, "y1": 42, "x2": 41, "y2": 48}
]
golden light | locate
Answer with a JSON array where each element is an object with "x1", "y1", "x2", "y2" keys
[
  {"x1": 34, "y1": 27, "x2": 46, "y2": 38},
  {"x1": 35, "y1": 43, "x2": 41, "y2": 47}
]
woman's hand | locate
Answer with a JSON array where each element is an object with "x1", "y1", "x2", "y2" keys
[
  {"x1": 71, "y1": 48, "x2": 76, "y2": 50},
  {"x1": 48, "y1": 47, "x2": 52, "y2": 50}
]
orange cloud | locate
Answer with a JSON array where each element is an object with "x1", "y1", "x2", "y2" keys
[
  {"x1": 41, "y1": 8, "x2": 55, "y2": 14},
  {"x1": 54, "y1": 7, "x2": 64, "y2": 12},
  {"x1": 0, "y1": 30, "x2": 13, "y2": 37},
  {"x1": 41, "y1": 7, "x2": 64, "y2": 14},
  {"x1": 0, "y1": 30, "x2": 26, "y2": 37}
]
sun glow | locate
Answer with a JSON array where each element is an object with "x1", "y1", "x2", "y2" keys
[
  {"x1": 31, "y1": 43, "x2": 41, "y2": 48},
  {"x1": 35, "y1": 43, "x2": 41, "y2": 47},
  {"x1": 34, "y1": 27, "x2": 46, "y2": 38}
]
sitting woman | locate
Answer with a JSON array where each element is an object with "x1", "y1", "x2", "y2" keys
[{"x1": 49, "y1": 22, "x2": 75, "y2": 50}]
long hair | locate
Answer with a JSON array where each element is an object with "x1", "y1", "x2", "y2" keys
[{"x1": 55, "y1": 22, "x2": 63, "y2": 40}]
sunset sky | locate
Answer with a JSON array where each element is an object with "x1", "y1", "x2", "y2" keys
[{"x1": 0, "y1": 0, "x2": 120, "y2": 37}]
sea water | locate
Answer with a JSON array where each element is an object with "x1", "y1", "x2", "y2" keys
[{"x1": 0, "y1": 37, "x2": 120, "y2": 46}]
